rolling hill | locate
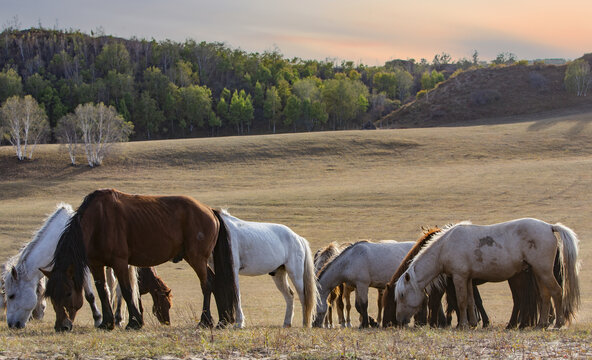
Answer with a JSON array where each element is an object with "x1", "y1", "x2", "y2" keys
[{"x1": 380, "y1": 54, "x2": 592, "y2": 128}]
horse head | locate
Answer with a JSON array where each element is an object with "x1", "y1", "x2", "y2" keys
[
  {"x1": 152, "y1": 288, "x2": 172, "y2": 325},
  {"x1": 42, "y1": 267, "x2": 84, "y2": 332},
  {"x1": 4, "y1": 267, "x2": 39, "y2": 329},
  {"x1": 394, "y1": 269, "x2": 426, "y2": 325}
]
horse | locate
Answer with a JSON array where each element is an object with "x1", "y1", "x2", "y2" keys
[
  {"x1": 314, "y1": 243, "x2": 383, "y2": 328},
  {"x1": 313, "y1": 240, "x2": 415, "y2": 328},
  {"x1": 2, "y1": 204, "x2": 102, "y2": 329},
  {"x1": 44, "y1": 189, "x2": 238, "y2": 332},
  {"x1": 1, "y1": 261, "x2": 46, "y2": 322},
  {"x1": 113, "y1": 267, "x2": 173, "y2": 326},
  {"x1": 203, "y1": 210, "x2": 318, "y2": 328},
  {"x1": 395, "y1": 218, "x2": 580, "y2": 329}
]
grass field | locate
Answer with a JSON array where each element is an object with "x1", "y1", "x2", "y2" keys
[{"x1": 1, "y1": 110, "x2": 592, "y2": 358}]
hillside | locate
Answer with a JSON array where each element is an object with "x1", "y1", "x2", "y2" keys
[{"x1": 380, "y1": 55, "x2": 592, "y2": 128}]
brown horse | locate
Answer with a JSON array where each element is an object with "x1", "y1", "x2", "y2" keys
[
  {"x1": 138, "y1": 267, "x2": 172, "y2": 325},
  {"x1": 44, "y1": 189, "x2": 237, "y2": 332}
]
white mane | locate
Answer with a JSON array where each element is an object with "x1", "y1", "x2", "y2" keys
[{"x1": 9, "y1": 203, "x2": 73, "y2": 277}]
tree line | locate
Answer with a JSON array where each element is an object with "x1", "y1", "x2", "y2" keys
[{"x1": 0, "y1": 28, "x2": 476, "y2": 143}]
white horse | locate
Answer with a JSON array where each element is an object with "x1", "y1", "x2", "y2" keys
[
  {"x1": 3, "y1": 204, "x2": 103, "y2": 329},
  {"x1": 395, "y1": 218, "x2": 580, "y2": 329},
  {"x1": 312, "y1": 240, "x2": 415, "y2": 328},
  {"x1": 216, "y1": 210, "x2": 318, "y2": 328},
  {"x1": 1, "y1": 260, "x2": 46, "y2": 321}
]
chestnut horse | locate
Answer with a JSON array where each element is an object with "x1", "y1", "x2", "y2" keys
[
  {"x1": 45, "y1": 189, "x2": 237, "y2": 331},
  {"x1": 137, "y1": 267, "x2": 173, "y2": 325},
  {"x1": 113, "y1": 267, "x2": 173, "y2": 326}
]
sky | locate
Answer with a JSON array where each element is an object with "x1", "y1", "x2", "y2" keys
[{"x1": 1, "y1": 0, "x2": 591, "y2": 66}]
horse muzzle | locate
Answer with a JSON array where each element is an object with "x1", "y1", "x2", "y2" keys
[
  {"x1": 55, "y1": 319, "x2": 73, "y2": 332},
  {"x1": 7, "y1": 320, "x2": 25, "y2": 329}
]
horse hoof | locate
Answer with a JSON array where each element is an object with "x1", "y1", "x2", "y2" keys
[
  {"x1": 98, "y1": 322, "x2": 114, "y2": 331},
  {"x1": 283, "y1": 323, "x2": 291, "y2": 328},
  {"x1": 125, "y1": 321, "x2": 143, "y2": 330}
]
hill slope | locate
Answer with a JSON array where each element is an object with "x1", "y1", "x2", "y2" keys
[{"x1": 381, "y1": 56, "x2": 592, "y2": 128}]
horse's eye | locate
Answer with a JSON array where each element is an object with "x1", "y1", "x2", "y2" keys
[{"x1": 8, "y1": 294, "x2": 15, "y2": 300}]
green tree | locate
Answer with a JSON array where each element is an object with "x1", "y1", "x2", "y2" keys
[
  {"x1": 373, "y1": 72, "x2": 397, "y2": 99},
  {"x1": 283, "y1": 95, "x2": 301, "y2": 129},
  {"x1": 565, "y1": 59, "x2": 591, "y2": 97},
  {"x1": 229, "y1": 90, "x2": 254, "y2": 134},
  {"x1": 176, "y1": 85, "x2": 214, "y2": 133},
  {"x1": 0, "y1": 68, "x2": 23, "y2": 104},
  {"x1": 135, "y1": 91, "x2": 165, "y2": 139},
  {"x1": 321, "y1": 78, "x2": 369, "y2": 129},
  {"x1": 95, "y1": 42, "x2": 132, "y2": 76},
  {"x1": 263, "y1": 86, "x2": 281, "y2": 133}
]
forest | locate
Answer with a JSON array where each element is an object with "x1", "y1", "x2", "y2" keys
[{"x1": 0, "y1": 27, "x2": 511, "y2": 141}]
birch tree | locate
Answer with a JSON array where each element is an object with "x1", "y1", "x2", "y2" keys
[
  {"x1": 0, "y1": 95, "x2": 49, "y2": 160},
  {"x1": 55, "y1": 113, "x2": 80, "y2": 165},
  {"x1": 565, "y1": 59, "x2": 591, "y2": 97},
  {"x1": 74, "y1": 102, "x2": 133, "y2": 167}
]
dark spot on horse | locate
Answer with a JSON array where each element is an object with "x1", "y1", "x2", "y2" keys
[
  {"x1": 474, "y1": 249, "x2": 483, "y2": 263},
  {"x1": 478, "y1": 236, "x2": 496, "y2": 248},
  {"x1": 528, "y1": 239, "x2": 537, "y2": 249}
]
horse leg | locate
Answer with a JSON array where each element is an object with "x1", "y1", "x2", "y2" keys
[
  {"x1": 89, "y1": 265, "x2": 114, "y2": 330},
  {"x1": 506, "y1": 275, "x2": 521, "y2": 329},
  {"x1": 466, "y1": 279, "x2": 478, "y2": 328},
  {"x1": 452, "y1": 274, "x2": 469, "y2": 329},
  {"x1": 83, "y1": 271, "x2": 102, "y2": 327},
  {"x1": 183, "y1": 252, "x2": 214, "y2": 328},
  {"x1": 377, "y1": 288, "x2": 384, "y2": 325},
  {"x1": 535, "y1": 271, "x2": 564, "y2": 328},
  {"x1": 232, "y1": 266, "x2": 244, "y2": 329},
  {"x1": 413, "y1": 296, "x2": 428, "y2": 326},
  {"x1": 112, "y1": 265, "x2": 143, "y2": 330},
  {"x1": 354, "y1": 284, "x2": 370, "y2": 328},
  {"x1": 335, "y1": 286, "x2": 346, "y2": 327},
  {"x1": 344, "y1": 284, "x2": 353, "y2": 327},
  {"x1": 472, "y1": 283, "x2": 489, "y2": 328},
  {"x1": 272, "y1": 267, "x2": 295, "y2": 327}
]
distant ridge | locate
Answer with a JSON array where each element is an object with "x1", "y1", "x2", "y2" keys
[{"x1": 380, "y1": 54, "x2": 592, "y2": 128}]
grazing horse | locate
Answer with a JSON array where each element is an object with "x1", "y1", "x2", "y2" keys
[
  {"x1": 204, "y1": 210, "x2": 318, "y2": 328},
  {"x1": 1, "y1": 262, "x2": 46, "y2": 322},
  {"x1": 113, "y1": 267, "x2": 173, "y2": 325},
  {"x1": 314, "y1": 243, "x2": 383, "y2": 328},
  {"x1": 395, "y1": 218, "x2": 580, "y2": 329},
  {"x1": 44, "y1": 189, "x2": 238, "y2": 331},
  {"x1": 2, "y1": 204, "x2": 102, "y2": 329},
  {"x1": 313, "y1": 240, "x2": 415, "y2": 328}
]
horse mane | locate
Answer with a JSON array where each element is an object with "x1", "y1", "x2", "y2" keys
[
  {"x1": 46, "y1": 192, "x2": 102, "y2": 299},
  {"x1": 11, "y1": 203, "x2": 73, "y2": 276},
  {"x1": 385, "y1": 227, "x2": 441, "y2": 288},
  {"x1": 316, "y1": 240, "x2": 369, "y2": 282},
  {"x1": 411, "y1": 221, "x2": 472, "y2": 267},
  {"x1": 314, "y1": 242, "x2": 342, "y2": 274}
]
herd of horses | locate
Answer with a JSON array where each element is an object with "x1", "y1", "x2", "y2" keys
[{"x1": 0, "y1": 188, "x2": 581, "y2": 332}]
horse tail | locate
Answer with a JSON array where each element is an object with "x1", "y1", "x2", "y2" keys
[
  {"x1": 301, "y1": 237, "x2": 319, "y2": 327},
  {"x1": 211, "y1": 210, "x2": 238, "y2": 325},
  {"x1": 551, "y1": 223, "x2": 581, "y2": 323},
  {"x1": 128, "y1": 266, "x2": 140, "y2": 313}
]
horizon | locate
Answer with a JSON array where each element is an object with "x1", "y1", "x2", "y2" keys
[{"x1": 1, "y1": 1, "x2": 591, "y2": 66}]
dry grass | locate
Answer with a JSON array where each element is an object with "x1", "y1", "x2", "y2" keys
[{"x1": 1, "y1": 109, "x2": 592, "y2": 358}]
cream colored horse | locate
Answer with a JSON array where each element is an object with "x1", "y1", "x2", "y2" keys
[{"x1": 395, "y1": 218, "x2": 580, "y2": 329}]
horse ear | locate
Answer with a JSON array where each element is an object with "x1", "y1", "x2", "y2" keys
[
  {"x1": 404, "y1": 273, "x2": 410, "y2": 282},
  {"x1": 39, "y1": 268, "x2": 52, "y2": 278},
  {"x1": 11, "y1": 267, "x2": 17, "y2": 280}
]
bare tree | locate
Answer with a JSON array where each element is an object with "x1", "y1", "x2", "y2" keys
[
  {"x1": 74, "y1": 102, "x2": 133, "y2": 167},
  {"x1": 0, "y1": 95, "x2": 49, "y2": 160},
  {"x1": 565, "y1": 59, "x2": 591, "y2": 97},
  {"x1": 55, "y1": 113, "x2": 80, "y2": 165}
]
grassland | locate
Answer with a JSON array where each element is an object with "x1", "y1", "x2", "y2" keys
[{"x1": 1, "y1": 109, "x2": 592, "y2": 358}]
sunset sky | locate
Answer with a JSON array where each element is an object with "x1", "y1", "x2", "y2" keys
[{"x1": 2, "y1": 0, "x2": 590, "y2": 65}]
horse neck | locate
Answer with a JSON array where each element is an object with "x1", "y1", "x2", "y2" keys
[
  {"x1": 410, "y1": 240, "x2": 444, "y2": 290},
  {"x1": 317, "y1": 256, "x2": 348, "y2": 301},
  {"x1": 18, "y1": 209, "x2": 70, "y2": 280}
]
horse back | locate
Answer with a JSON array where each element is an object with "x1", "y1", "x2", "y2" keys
[{"x1": 80, "y1": 189, "x2": 219, "y2": 267}]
